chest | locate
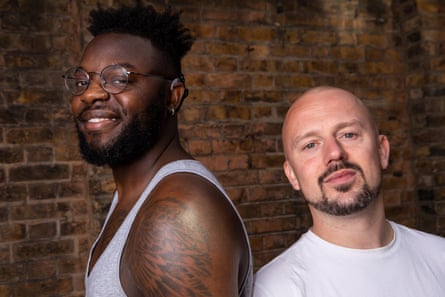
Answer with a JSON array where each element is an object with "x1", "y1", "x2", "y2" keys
[{"x1": 88, "y1": 206, "x2": 130, "y2": 274}]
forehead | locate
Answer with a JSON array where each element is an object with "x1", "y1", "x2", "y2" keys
[
  {"x1": 79, "y1": 33, "x2": 165, "y2": 70},
  {"x1": 283, "y1": 89, "x2": 374, "y2": 140}
]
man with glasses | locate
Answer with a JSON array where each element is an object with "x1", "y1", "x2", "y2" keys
[{"x1": 63, "y1": 3, "x2": 252, "y2": 297}]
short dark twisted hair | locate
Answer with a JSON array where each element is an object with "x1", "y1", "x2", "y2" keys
[{"x1": 88, "y1": 3, "x2": 194, "y2": 74}]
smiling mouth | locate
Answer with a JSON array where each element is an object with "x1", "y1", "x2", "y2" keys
[
  {"x1": 79, "y1": 114, "x2": 120, "y2": 134},
  {"x1": 77, "y1": 107, "x2": 121, "y2": 130}
]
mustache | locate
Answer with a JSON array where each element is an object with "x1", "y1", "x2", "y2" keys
[
  {"x1": 318, "y1": 161, "x2": 364, "y2": 185},
  {"x1": 77, "y1": 102, "x2": 123, "y2": 119}
]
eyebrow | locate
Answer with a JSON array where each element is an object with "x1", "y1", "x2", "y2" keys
[
  {"x1": 116, "y1": 62, "x2": 135, "y2": 69},
  {"x1": 290, "y1": 119, "x2": 365, "y2": 149}
]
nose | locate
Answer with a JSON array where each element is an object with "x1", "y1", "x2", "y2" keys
[
  {"x1": 323, "y1": 137, "x2": 346, "y2": 165},
  {"x1": 79, "y1": 74, "x2": 109, "y2": 105}
]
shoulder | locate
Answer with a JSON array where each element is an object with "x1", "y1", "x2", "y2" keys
[
  {"x1": 131, "y1": 167, "x2": 246, "y2": 251},
  {"x1": 121, "y1": 163, "x2": 249, "y2": 296},
  {"x1": 254, "y1": 238, "x2": 309, "y2": 297},
  {"x1": 392, "y1": 221, "x2": 445, "y2": 246},
  {"x1": 149, "y1": 169, "x2": 241, "y2": 228},
  {"x1": 254, "y1": 256, "x2": 304, "y2": 297},
  {"x1": 391, "y1": 221, "x2": 445, "y2": 260}
]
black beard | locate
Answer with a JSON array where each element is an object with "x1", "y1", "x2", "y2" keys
[
  {"x1": 303, "y1": 161, "x2": 380, "y2": 216},
  {"x1": 76, "y1": 99, "x2": 165, "y2": 167}
]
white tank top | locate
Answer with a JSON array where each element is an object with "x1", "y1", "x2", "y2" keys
[{"x1": 85, "y1": 160, "x2": 253, "y2": 296}]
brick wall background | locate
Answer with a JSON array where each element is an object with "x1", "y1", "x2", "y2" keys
[{"x1": 1, "y1": 0, "x2": 444, "y2": 296}]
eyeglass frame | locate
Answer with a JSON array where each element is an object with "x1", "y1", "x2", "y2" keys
[{"x1": 62, "y1": 64, "x2": 184, "y2": 96}]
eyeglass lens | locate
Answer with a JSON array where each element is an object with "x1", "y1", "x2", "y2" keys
[{"x1": 63, "y1": 65, "x2": 130, "y2": 96}]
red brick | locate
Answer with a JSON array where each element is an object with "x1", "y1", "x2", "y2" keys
[
  {"x1": 29, "y1": 222, "x2": 57, "y2": 239},
  {"x1": 9, "y1": 164, "x2": 69, "y2": 182},
  {"x1": 0, "y1": 223, "x2": 26, "y2": 241},
  {"x1": 14, "y1": 240, "x2": 74, "y2": 261}
]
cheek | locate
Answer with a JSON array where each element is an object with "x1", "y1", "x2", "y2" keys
[
  {"x1": 70, "y1": 98, "x2": 81, "y2": 117},
  {"x1": 294, "y1": 160, "x2": 321, "y2": 188},
  {"x1": 122, "y1": 87, "x2": 166, "y2": 113},
  {"x1": 357, "y1": 150, "x2": 383, "y2": 185},
  {"x1": 365, "y1": 160, "x2": 383, "y2": 184}
]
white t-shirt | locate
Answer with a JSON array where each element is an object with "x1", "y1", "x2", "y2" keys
[{"x1": 254, "y1": 221, "x2": 445, "y2": 297}]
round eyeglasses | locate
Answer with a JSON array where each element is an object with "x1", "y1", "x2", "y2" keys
[{"x1": 62, "y1": 64, "x2": 174, "y2": 96}]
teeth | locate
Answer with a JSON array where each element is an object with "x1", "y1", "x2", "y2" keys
[{"x1": 88, "y1": 118, "x2": 115, "y2": 123}]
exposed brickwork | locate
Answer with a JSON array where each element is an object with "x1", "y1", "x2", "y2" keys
[
  {"x1": 0, "y1": 0, "x2": 444, "y2": 295},
  {"x1": 407, "y1": 0, "x2": 445, "y2": 236},
  {"x1": 0, "y1": 0, "x2": 89, "y2": 295}
]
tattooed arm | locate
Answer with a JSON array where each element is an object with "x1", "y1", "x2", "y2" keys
[{"x1": 120, "y1": 173, "x2": 249, "y2": 297}]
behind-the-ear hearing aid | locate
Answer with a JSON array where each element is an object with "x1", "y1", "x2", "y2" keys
[
  {"x1": 170, "y1": 78, "x2": 182, "y2": 90},
  {"x1": 169, "y1": 74, "x2": 189, "y2": 99},
  {"x1": 169, "y1": 73, "x2": 189, "y2": 114}
]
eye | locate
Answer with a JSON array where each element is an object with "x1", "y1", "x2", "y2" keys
[
  {"x1": 303, "y1": 142, "x2": 316, "y2": 150},
  {"x1": 106, "y1": 75, "x2": 128, "y2": 86},
  {"x1": 341, "y1": 132, "x2": 358, "y2": 140},
  {"x1": 75, "y1": 79, "x2": 89, "y2": 88}
]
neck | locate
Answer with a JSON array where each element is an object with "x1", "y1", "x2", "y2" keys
[
  {"x1": 111, "y1": 128, "x2": 186, "y2": 206},
  {"x1": 310, "y1": 197, "x2": 393, "y2": 249}
]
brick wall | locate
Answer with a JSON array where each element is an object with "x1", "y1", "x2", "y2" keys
[
  {"x1": 409, "y1": 0, "x2": 445, "y2": 235},
  {"x1": 0, "y1": 1, "x2": 90, "y2": 296},
  {"x1": 0, "y1": 0, "x2": 444, "y2": 296}
]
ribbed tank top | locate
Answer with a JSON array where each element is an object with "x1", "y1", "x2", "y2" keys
[{"x1": 85, "y1": 160, "x2": 252, "y2": 296}]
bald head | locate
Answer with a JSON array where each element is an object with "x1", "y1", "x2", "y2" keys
[{"x1": 282, "y1": 86, "x2": 378, "y2": 159}]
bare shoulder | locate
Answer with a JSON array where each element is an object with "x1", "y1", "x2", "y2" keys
[{"x1": 120, "y1": 172, "x2": 249, "y2": 297}]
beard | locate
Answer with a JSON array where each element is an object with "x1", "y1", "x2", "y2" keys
[
  {"x1": 302, "y1": 161, "x2": 380, "y2": 216},
  {"x1": 76, "y1": 98, "x2": 166, "y2": 167}
]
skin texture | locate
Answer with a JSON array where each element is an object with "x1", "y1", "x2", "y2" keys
[
  {"x1": 282, "y1": 86, "x2": 393, "y2": 249},
  {"x1": 72, "y1": 33, "x2": 250, "y2": 297}
]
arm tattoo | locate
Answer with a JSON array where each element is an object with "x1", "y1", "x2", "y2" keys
[{"x1": 126, "y1": 197, "x2": 213, "y2": 296}]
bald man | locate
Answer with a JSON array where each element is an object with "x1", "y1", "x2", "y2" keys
[{"x1": 253, "y1": 86, "x2": 445, "y2": 297}]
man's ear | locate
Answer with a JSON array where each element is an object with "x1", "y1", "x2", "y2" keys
[
  {"x1": 378, "y1": 134, "x2": 390, "y2": 170},
  {"x1": 168, "y1": 77, "x2": 188, "y2": 114},
  {"x1": 284, "y1": 160, "x2": 300, "y2": 191}
]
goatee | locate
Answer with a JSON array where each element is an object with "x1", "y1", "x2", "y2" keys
[{"x1": 303, "y1": 161, "x2": 380, "y2": 216}]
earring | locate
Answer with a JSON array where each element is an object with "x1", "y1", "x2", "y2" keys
[{"x1": 170, "y1": 106, "x2": 175, "y2": 116}]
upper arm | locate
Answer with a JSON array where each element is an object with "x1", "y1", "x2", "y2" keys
[{"x1": 121, "y1": 173, "x2": 246, "y2": 297}]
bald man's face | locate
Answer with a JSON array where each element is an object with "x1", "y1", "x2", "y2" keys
[{"x1": 282, "y1": 89, "x2": 390, "y2": 216}]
